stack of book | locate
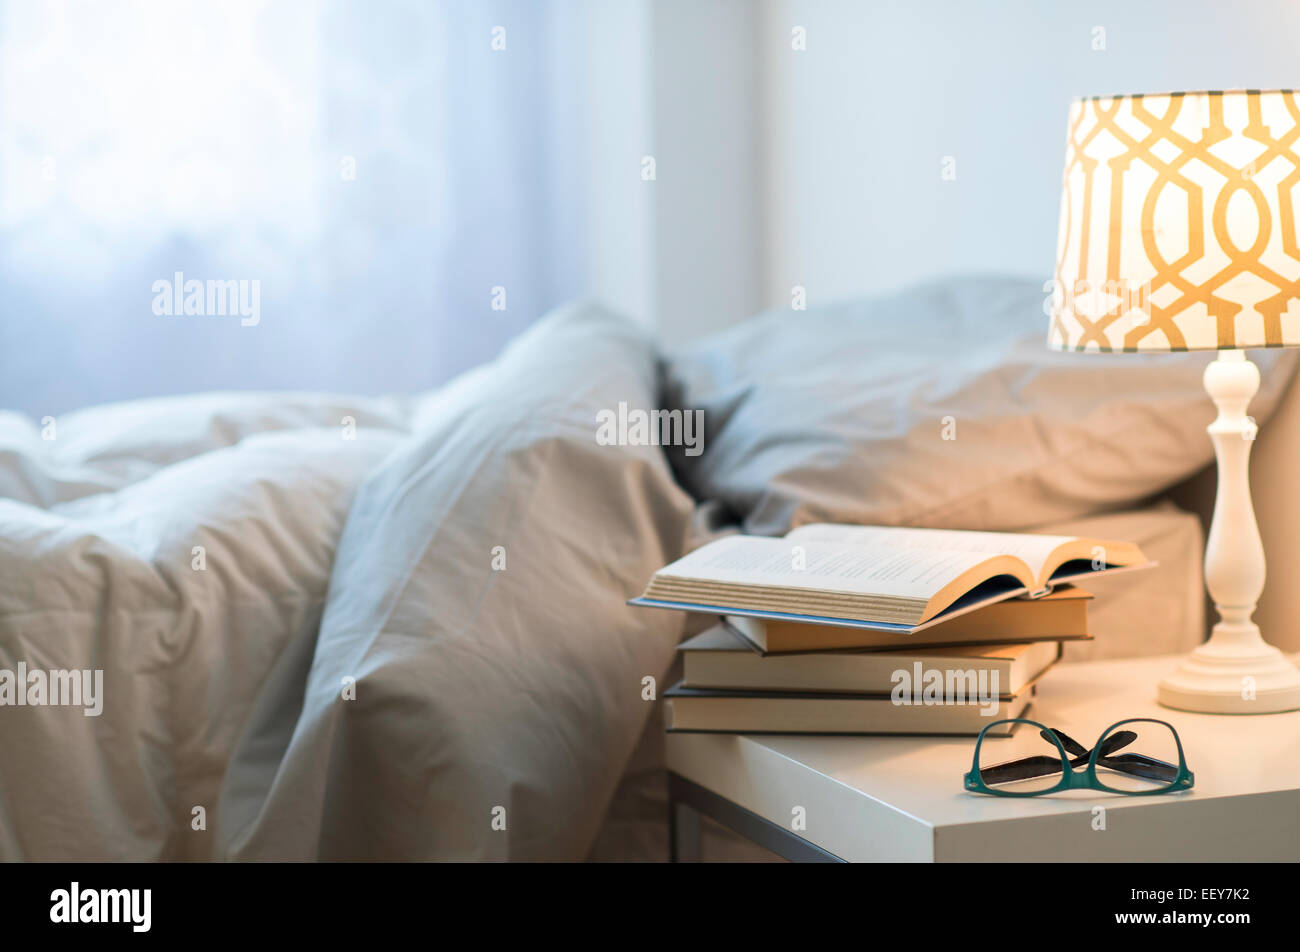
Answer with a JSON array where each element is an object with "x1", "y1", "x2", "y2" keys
[{"x1": 632, "y1": 523, "x2": 1149, "y2": 736}]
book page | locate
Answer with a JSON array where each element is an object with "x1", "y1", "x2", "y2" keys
[
  {"x1": 786, "y1": 524, "x2": 1074, "y2": 584},
  {"x1": 655, "y1": 535, "x2": 1005, "y2": 601}
]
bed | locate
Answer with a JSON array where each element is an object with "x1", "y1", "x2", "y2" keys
[{"x1": 1, "y1": 277, "x2": 1295, "y2": 861}]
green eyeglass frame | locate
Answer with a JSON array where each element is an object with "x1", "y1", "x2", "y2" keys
[{"x1": 963, "y1": 717, "x2": 1195, "y2": 797}]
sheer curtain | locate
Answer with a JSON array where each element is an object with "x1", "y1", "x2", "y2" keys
[{"x1": 0, "y1": 0, "x2": 585, "y2": 416}]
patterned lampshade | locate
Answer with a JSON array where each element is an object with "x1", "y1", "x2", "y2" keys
[{"x1": 1049, "y1": 90, "x2": 1300, "y2": 352}]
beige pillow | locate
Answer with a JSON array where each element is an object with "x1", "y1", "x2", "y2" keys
[{"x1": 663, "y1": 275, "x2": 1298, "y2": 534}]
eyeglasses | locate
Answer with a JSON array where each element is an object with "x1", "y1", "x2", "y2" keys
[{"x1": 964, "y1": 717, "x2": 1194, "y2": 797}]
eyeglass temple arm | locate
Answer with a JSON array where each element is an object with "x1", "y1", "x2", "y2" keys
[
  {"x1": 975, "y1": 754, "x2": 1069, "y2": 784},
  {"x1": 978, "y1": 730, "x2": 1171, "y2": 785},
  {"x1": 1066, "y1": 728, "x2": 1178, "y2": 782},
  {"x1": 1095, "y1": 752, "x2": 1179, "y2": 782}
]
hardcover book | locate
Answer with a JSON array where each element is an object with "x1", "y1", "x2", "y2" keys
[
  {"x1": 663, "y1": 681, "x2": 1034, "y2": 736},
  {"x1": 723, "y1": 586, "x2": 1090, "y2": 653},
  {"x1": 680, "y1": 624, "x2": 1062, "y2": 694}
]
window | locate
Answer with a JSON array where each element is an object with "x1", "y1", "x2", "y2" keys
[{"x1": 0, "y1": 0, "x2": 584, "y2": 415}]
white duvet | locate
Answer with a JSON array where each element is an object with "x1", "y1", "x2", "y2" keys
[
  {"x1": 0, "y1": 392, "x2": 413, "y2": 858},
  {"x1": 0, "y1": 305, "x2": 699, "y2": 861}
]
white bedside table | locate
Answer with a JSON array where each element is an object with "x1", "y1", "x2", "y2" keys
[{"x1": 666, "y1": 654, "x2": 1300, "y2": 862}]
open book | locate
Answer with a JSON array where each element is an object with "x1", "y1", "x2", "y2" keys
[{"x1": 632, "y1": 523, "x2": 1150, "y2": 632}]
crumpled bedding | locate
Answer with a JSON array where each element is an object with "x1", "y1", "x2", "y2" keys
[
  {"x1": 0, "y1": 394, "x2": 407, "y2": 859},
  {"x1": 0, "y1": 303, "x2": 697, "y2": 860},
  {"x1": 2, "y1": 280, "x2": 1287, "y2": 861}
]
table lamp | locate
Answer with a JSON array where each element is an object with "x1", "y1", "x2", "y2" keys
[{"x1": 1049, "y1": 89, "x2": 1300, "y2": 714}]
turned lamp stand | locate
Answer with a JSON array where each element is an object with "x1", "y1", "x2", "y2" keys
[{"x1": 1157, "y1": 350, "x2": 1300, "y2": 714}]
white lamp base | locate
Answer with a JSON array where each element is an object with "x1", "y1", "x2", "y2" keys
[
  {"x1": 1157, "y1": 627, "x2": 1300, "y2": 713},
  {"x1": 1156, "y1": 350, "x2": 1300, "y2": 715}
]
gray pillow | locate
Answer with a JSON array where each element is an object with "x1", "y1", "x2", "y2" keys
[
  {"x1": 663, "y1": 275, "x2": 1299, "y2": 534},
  {"x1": 216, "y1": 301, "x2": 697, "y2": 860}
]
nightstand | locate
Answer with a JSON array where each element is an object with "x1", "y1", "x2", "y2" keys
[{"x1": 666, "y1": 654, "x2": 1300, "y2": 862}]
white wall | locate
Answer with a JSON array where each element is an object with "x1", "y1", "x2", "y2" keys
[
  {"x1": 581, "y1": 0, "x2": 656, "y2": 327},
  {"x1": 651, "y1": 0, "x2": 764, "y2": 340},
  {"x1": 758, "y1": 0, "x2": 1300, "y2": 312},
  {"x1": 583, "y1": 0, "x2": 764, "y2": 340}
]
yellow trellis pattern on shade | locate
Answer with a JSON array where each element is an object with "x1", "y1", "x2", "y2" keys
[{"x1": 1050, "y1": 90, "x2": 1300, "y2": 352}]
